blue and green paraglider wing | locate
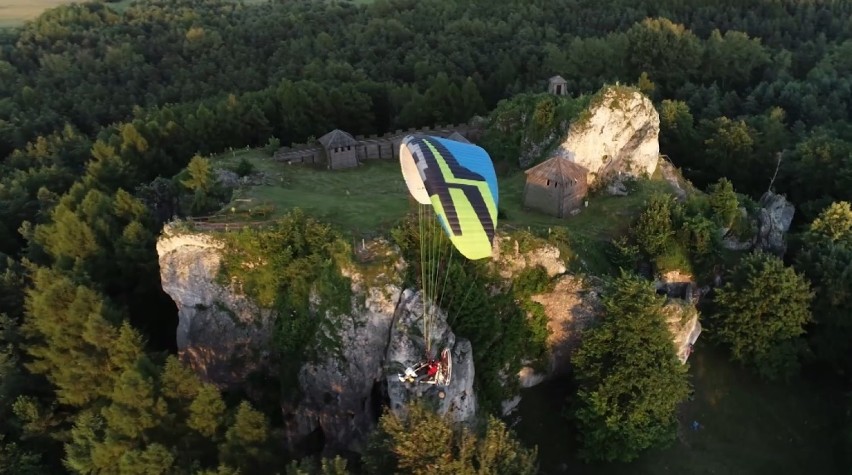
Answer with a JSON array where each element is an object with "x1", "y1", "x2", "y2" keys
[{"x1": 399, "y1": 134, "x2": 498, "y2": 260}]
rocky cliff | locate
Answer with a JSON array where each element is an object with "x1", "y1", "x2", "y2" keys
[
  {"x1": 385, "y1": 289, "x2": 476, "y2": 424},
  {"x1": 550, "y1": 86, "x2": 660, "y2": 185},
  {"x1": 721, "y1": 191, "x2": 796, "y2": 256},
  {"x1": 493, "y1": 236, "x2": 702, "y2": 392},
  {"x1": 157, "y1": 227, "x2": 474, "y2": 452},
  {"x1": 157, "y1": 225, "x2": 275, "y2": 388},
  {"x1": 158, "y1": 224, "x2": 704, "y2": 445}
]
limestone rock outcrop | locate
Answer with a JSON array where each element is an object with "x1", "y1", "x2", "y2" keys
[
  {"x1": 158, "y1": 228, "x2": 476, "y2": 452},
  {"x1": 661, "y1": 299, "x2": 703, "y2": 364},
  {"x1": 285, "y1": 282, "x2": 400, "y2": 453},
  {"x1": 756, "y1": 191, "x2": 795, "y2": 255},
  {"x1": 157, "y1": 223, "x2": 275, "y2": 388},
  {"x1": 551, "y1": 86, "x2": 660, "y2": 185},
  {"x1": 385, "y1": 290, "x2": 477, "y2": 424},
  {"x1": 490, "y1": 235, "x2": 566, "y2": 279},
  {"x1": 720, "y1": 192, "x2": 795, "y2": 256},
  {"x1": 524, "y1": 275, "x2": 601, "y2": 381}
]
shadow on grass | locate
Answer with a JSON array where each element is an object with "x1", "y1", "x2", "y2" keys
[{"x1": 509, "y1": 341, "x2": 846, "y2": 475}]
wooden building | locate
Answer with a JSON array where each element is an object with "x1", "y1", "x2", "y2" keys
[
  {"x1": 523, "y1": 153, "x2": 589, "y2": 218},
  {"x1": 547, "y1": 75, "x2": 568, "y2": 96},
  {"x1": 318, "y1": 129, "x2": 359, "y2": 170}
]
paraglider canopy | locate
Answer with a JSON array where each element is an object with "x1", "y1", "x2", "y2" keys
[{"x1": 399, "y1": 134, "x2": 499, "y2": 260}]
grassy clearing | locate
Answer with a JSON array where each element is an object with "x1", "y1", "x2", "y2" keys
[
  {"x1": 0, "y1": 1, "x2": 76, "y2": 28},
  {"x1": 0, "y1": 0, "x2": 133, "y2": 28},
  {"x1": 214, "y1": 151, "x2": 411, "y2": 236},
  {"x1": 0, "y1": 0, "x2": 264, "y2": 28},
  {"x1": 500, "y1": 171, "x2": 672, "y2": 274},
  {"x1": 211, "y1": 149, "x2": 677, "y2": 272},
  {"x1": 511, "y1": 341, "x2": 845, "y2": 475}
]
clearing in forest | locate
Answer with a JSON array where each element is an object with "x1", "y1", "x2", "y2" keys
[
  {"x1": 212, "y1": 148, "x2": 678, "y2": 270},
  {"x1": 0, "y1": 0, "x2": 268, "y2": 28}
]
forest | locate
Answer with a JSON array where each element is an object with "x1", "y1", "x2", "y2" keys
[{"x1": 1, "y1": 0, "x2": 852, "y2": 473}]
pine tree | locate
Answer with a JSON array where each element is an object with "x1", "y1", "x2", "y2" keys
[
  {"x1": 188, "y1": 384, "x2": 226, "y2": 440},
  {"x1": 182, "y1": 156, "x2": 213, "y2": 194},
  {"x1": 796, "y1": 202, "x2": 852, "y2": 376},
  {"x1": 572, "y1": 271, "x2": 690, "y2": 462},
  {"x1": 218, "y1": 401, "x2": 272, "y2": 473},
  {"x1": 712, "y1": 252, "x2": 813, "y2": 380},
  {"x1": 22, "y1": 268, "x2": 121, "y2": 407},
  {"x1": 630, "y1": 192, "x2": 676, "y2": 257},
  {"x1": 707, "y1": 178, "x2": 739, "y2": 229},
  {"x1": 364, "y1": 403, "x2": 537, "y2": 475}
]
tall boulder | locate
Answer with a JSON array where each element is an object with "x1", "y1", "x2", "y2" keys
[
  {"x1": 551, "y1": 86, "x2": 660, "y2": 185},
  {"x1": 385, "y1": 289, "x2": 477, "y2": 424},
  {"x1": 756, "y1": 191, "x2": 795, "y2": 255}
]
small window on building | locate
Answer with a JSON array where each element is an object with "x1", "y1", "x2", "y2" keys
[
  {"x1": 546, "y1": 179, "x2": 551, "y2": 186},
  {"x1": 347, "y1": 146, "x2": 351, "y2": 150}
]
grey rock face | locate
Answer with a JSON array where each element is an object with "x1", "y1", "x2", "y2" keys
[
  {"x1": 756, "y1": 191, "x2": 795, "y2": 255},
  {"x1": 157, "y1": 224, "x2": 275, "y2": 388},
  {"x1": 385, "y1": 289, "x2": 477, "y2": 425}
]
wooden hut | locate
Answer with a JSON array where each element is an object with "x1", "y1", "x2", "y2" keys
[
  {"x1": 318, "y1": 129, "x2": 359, "y2": 170},
  {"x1": 523, "y1": 153, "x2": 589, "y2": 218},
  {"x1": 548, "y1": 75, "x2": 568, "y2": 96}
]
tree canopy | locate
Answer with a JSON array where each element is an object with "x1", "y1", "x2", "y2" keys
[
  {"x1": 711, "y1": 252, "x2": 813, "y2": 380},
  {"x1": 571, "y1": 272, "x2": 690, "y2": 462}
]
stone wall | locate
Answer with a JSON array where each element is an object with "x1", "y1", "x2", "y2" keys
[{"x1": 272, "y1": 123, "x2": 482, "y2": 165}]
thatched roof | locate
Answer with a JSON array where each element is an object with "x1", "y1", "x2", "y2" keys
[
  {"x1": 525, "y1": 153, "x2": 588, "y2": 184},
  {"x1": 548, "y1": 75, "x2": 567, "y2": 84},
  {"x1": 447, "y1": 131, "x2": 471, "y2": 144},
  {"x1": 318, "y1": 129, "x2": 358, "y2": 149}
]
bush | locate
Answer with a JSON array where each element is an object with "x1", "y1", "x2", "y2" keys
[
  {"x1": 512, "y1": 265, "x2": 551, "y2": 299},
  {"x1": 263, "y1": 136, "x2": 281, "y2": 155},
  {"x1": 233, "y1": 158, "x2": 255, "y2": 177},
  {"x1": 630, "y1": 192, "x2": 676, "y2": 257}
]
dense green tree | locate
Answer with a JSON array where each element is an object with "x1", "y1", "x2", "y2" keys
[
  {"x1": 658, "y1": 99, "x2": 698, "y2": 169},
  {"x1": 182, "y1": 156, "x2": 214, "y2": 194},
  {"x1": 571, "y1": 272, "x2": 690, "y2": 462},
  {"x1": 0, "y1": 438, "x2": 44, "y2": 475},
  {"x1": 700, "y1": 116, "x2": 757, "y2": 191},
  {"x1": 702, "y1": 29, "x2": 771, "y2": 91},
  {"x1": 218, "y1": 401, "x2": 272, "y2": 473},
  {"x1": 365, "y1": 402, "x2": 537, "y2": 475},
  {"x1": 625, "y1": 18, "x2": 703, "y2": 91},
  {"x1": 630, "y1": 192, "x2": 676, "y2": 257},
  {"x1": 711, "y1": 252, "x2": 813, "y2": 380},
  {"x1": 707, "y1": 178, "x2": 740, "y2": 230},
  {"x1": 795, "y1": 202, "x2": 852, "y2": 376},
  {"x1": 21, "y1": 268, "x2": 129, "y2": 407}
]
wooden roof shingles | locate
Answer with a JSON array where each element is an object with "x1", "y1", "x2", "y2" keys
[{"x1": 318, "y1": 129, "x2": 358, "y2": 149}]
